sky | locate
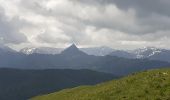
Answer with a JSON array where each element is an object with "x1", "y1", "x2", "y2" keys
[{"x1": 0, "y1": 0, "x2": 170, "y2": 50}]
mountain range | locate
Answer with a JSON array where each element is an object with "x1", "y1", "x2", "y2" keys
[
  {"x1": 0, "y1": 44, "x2": 170, "y2": 76},
  {"x1": 20, "y1": 45, "x2": 170, "y2": 62},
  {"x1": 20, "y1": 45, "x2": 114, "y2": 56}
]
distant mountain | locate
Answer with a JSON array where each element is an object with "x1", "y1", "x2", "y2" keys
[
  {"x1": 109, "y1": 47, "x2": 170, "y2": 62},
  {"x1": 20, "y1": 46, "x2": 114, "y2": 56},
  {"x1": 80, "y1": 46, "x2": 114, "y2": 56},
  {"x1": 0, "y1": 68, "x2": 116, "y2": 100},
  {"x1": 109, "y1": 50, "x2": 135, "y2": 59},
  {"x1": 0, "y1": 44, "x2": 169, "y2": 76},
  {"x1": 20, "y1": 46, "x2": 170, "y2": 62},
  {"x1": 20, "y1": 47, "x2": 63, "y2": 55},
  {"x1": 109, "y1": 47, "x2": 163, "y2": 59},
  {"x1": 32, "y1": 68, "x2": 170, "y2": 100},
  {"x1": 0, "y1": 44, "x2": 17, "y2": 54},
  {"x1": 132, "y1": 47, "x2": 163, "y2": 59},
  {"x1": 131, "y1": 47, "x2": 170, "y2": 62},
  {"x1": 148, "y1": 49, "x2": 170, "y2": 62},
  {"x1": 61, "y1": 44, "x2": 87, "y2": 57}
]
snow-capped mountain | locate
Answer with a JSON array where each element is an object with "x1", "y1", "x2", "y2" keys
[
  {"x1": 20, "y1": 47, "x2": 64, "y2": 55},
  {"x1": 109, "y1": 47, "x2": 170, "y2": 62},
  {"x1": 133, "y1": 47, "x2": 170, "y2": 62},
  {"x1": 1, "y1": 44, "x2": 170, "y2": 76},
  {"x1": 80, "y1": 46, "x2": 115, "y2": 56},
  {"x1": 20, "y1": 45, "x2": 170, "y2": 62},
  {"x1": 131, "y1": 47, "x2": 162, "y2": 58},
  {"x1": 20, "y1": 46, "x2": 115, "y2": 56},
  {"x1": 146, "y1": 48, "x2": 170, "y2": 62}
]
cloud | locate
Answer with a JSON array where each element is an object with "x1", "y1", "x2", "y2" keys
[
  {"x1": 0, "y1": 7, "x2": 27, "y2": 44},
  {"x1": 76, "y1": 0, "x2": 170, "y2": 16},
  {"x1": 0, "y1": 0, "x2": 170, "y2": 50},
  {"x1": 36, "y1": 27, "x2": 71, "y2": 44}
]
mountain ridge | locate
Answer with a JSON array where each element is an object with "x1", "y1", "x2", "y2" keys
[
  {"x1": 0, "y1": 44, "x2": 170, "y2": 76},
  {"x1": 20, "y1": 45, "x2": 115, "y2": 56},
  {"x1": 19, "y1": 45, "x2": 170, "y2": 62}
]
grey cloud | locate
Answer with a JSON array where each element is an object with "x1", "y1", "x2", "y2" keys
[
  {"x1": 76, "y1": 0, "x2": 170, "y2": 17},
  {"x1": 108, "y1": 0, "x2": 170, "y2": 17},
  {"x1": 73, "y1": 0, "x2": 170, "y2": 35},
  {"x1": 1, "y1": 0, "x2": 170, "y2": 49},
  {"x1": 0, "y1": 7, "x2": 27, "y2": 44},
  {"x1": 36, "y1": 34, "x2": 70, "y2": 44}
]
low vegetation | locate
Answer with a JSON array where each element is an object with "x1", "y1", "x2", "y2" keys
[{"x1": 32, "y1": 68, "x2": 170, "y2": 100}]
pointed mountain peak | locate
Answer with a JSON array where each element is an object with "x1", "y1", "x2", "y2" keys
[
  {"x1": 61, "y1": 44, "x2": 87, "y2": 56},
  {"x1": 69, "y1": 43, "x2": 78, "y2": 49},
  {"x1": 64, "y1": 44, "x2": 79, "y2": 51}
]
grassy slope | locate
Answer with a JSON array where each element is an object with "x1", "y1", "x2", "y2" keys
[{"x1": 32, "y1": 68, "x2": 170, "y2": 100}]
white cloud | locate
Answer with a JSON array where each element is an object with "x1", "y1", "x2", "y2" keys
[{"x1": 0, "y1": 0, "x2": 170, "y2": 50}]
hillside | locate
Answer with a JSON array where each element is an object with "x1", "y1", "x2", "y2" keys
[
  {"x1": 0, "y1": 68, "x2": 116, "y2": 100},
  {"x1": 32, "y1": 68, "x2": 170, "y2": 100}
]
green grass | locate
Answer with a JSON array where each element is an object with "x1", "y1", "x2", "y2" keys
[{"x1": 32, "y1": 68, "x2": 170, "y2": 100}]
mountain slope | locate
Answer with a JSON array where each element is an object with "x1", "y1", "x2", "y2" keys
[
  {"x1": 80, "y1": 46, "x2": 114, "y2": 56},
  {"x1": 109, "y1": 47, "x2": 163, "y2": 59},
  {"x1": 32, "y1": 68, "x2": 170, "y2": 100},
  {"x1": 61, "y1": 44, "x2": 87, "y2": 57},
  {"x1": 132, "y1": 47, "x2": 162, "y2": 58},
  {"x1": 109, "y1": 50, "x2": 135, "y2": 58},
  {"x1": 0, "y1": 44, "x2": 17, "y2": 54},
  {"x1": 109, "y1": 47, "x2": 170, "y2": 62},
  {"x1": 131, "y1": 47, "x2": 170, "y2": 62},
  {"x1": 20, "y1": 47, "x2": 63, "y2": 55},
  {"x1": 0, "y1": 68, "x2": 116, "y2": 100},
  {"x1": 148, "y1": 49, "x2": 170, "y2": 62}
]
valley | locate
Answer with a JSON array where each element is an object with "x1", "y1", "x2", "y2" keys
[{"x1": 0, "y1": 68, "x2": 116, "y2": 100}]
